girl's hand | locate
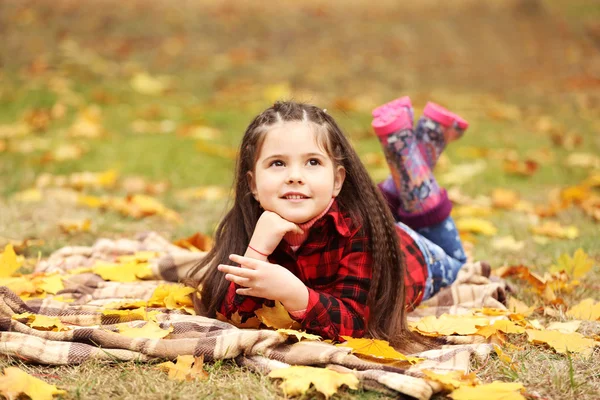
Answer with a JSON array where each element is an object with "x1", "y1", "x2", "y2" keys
[
  {"x1": 248, "y1": 211, "x2": 303, "y2": 256},
  {"x1": 218, "y1": 254, "x2": 309, "y2": 311}
]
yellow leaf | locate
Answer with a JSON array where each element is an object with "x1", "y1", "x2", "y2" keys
[
  {"x1": 475, "y1": 320, "x2": 526, "y2": 338},
  {"x1": 410, "y1": 314, "x2": 490, "y2": 336},
  {"x1": 104, "y1": 300, "x2": 149, "y2": 310},
  {"x1": 13, "y1": 188, "x2": 43, "y2": 203},
  {"x1": 0, "y1": 244, "x2": 21, "y2": 277},
  {"x1": 277, "y1": 329, "x2": 321, "y2": 341},
  {"x1": 269, "y1": 366, "x2": 359, "y2": 399},
  {"x1": 452, "y1": 205, "x2": 493, "y2": 218},
  {"x1": 37, "y1": 274, "x2": 64, "y2": 295},
  {"x1": 338, "y1": 336, "x2": 423, "y2": 364},
  {"x1": 422, "y1": 370, "x2": 478, "y2": 390},
  {"x1": 550, "y1": 248, "x2": 594, "y2": 278},
  {"x1": 130, "y1": 72, "x2": 169, "y2": 95},
  {"x1": 101, "y1": 307, "x2": 157, "y2": 322},
  {"x1": 13, "y1": 313, "x2": 69, "y2": 332},
  {"x1": 58, "y1": 219, "x2": 92, "y2": 234},
  {"x1": 117, "y1": 251, "x2": 160, "y2": 264},
  {"x1": 449, "y1": 381, "x2": 525, "y2": 400},
  {"x1": 117, "y1": 321, "x2": 173, "y2": 339},
  {"x1": 0, "y1": 367, "x2": 66, "y2": 400},
  {"x1": 491, "y1": 236, "x2": 525, "y2": 252},
  {"x1": 491, "y1": 188, "x2": 520, "y2": 210},
  {"x1": 507, "y1": 298, "x2": 535, "y2": 317},
  {"x1": 493, "y1": 346, "x2": 517, "y2": 371},
  {"x1": 455, "y1": 218, "x2": 498, "y2": 236},
  {"x1": 0, "y1": 277, "x2": 37, "y2": 295},
  {"x1": 148, "y1": 284, "x2": 195, "y2": 313},
  {"x1": 526, "y1": 329, "x2": 597, "y2": 356},
  {"x1": 216, "y1": 311, "x2": 262, "y2": 329},
  {"x1": 92, "y1": 261, "x2": 152, "y2": 282},
  {"x1": 546, "y1": 321, "x2": 581, "y2": 334},
  {"x1": 255, "y1": 301, "x2": 301, "y2": 330},
  {"x1": 156, "y1": 355, "x2": 208, "y2": 381},
  {"x1": 567, "y1": 298, "x2": 600, "y2": 321},
  {"x1": 530, "y1": 222, "x2": 579, "y2": 239}
]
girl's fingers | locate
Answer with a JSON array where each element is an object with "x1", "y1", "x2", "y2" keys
[
  {"x1": 225, "y1": 274, "x2": 251, "y2": 287},
  {"x1": 228, "y1": 254, "x2": 260, "y2": 269},
  {"x1": 218, "y1": 264, "x2": 254, "y2": 278},
  {"x1": 236, "y1": 287, "x2": 253, "y2": 296}
]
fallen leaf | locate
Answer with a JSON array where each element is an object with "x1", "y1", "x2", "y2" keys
[
  {"x1": 449, "y1": 381, "x2": 525, "y2": 400},
  {"x1": 546, "y1": 321, "x2": 581, "y2": 334},
  {"x1": 41, "y1": 143, "x2": 87, "y2": 163},
  {"x1": 452, "y1": 205, "x2": 493, "y2": 218},
  {"x1": 440, "y1": 160, "x2": 487, "y2": 186},
  {"x1": 0, "y1": 367, "x2": 66, "y2": 400},
  {"x1": 493, "y1": 345, "x2": 517, "y2": 371},
  {"x1": 506, "y1": 298, "x2": 535, "y2": 317},
  {"x1": 0, "y1": 244, "x2": 22, "y2": 277},
  {"x1": 565, "y1": 152, "x2": 600, "y2": 169},
  {"x1": 69, "y1": 105, "x2": 106, "y2": 138},
  {"x1": 92, "y1": 261, "x2": 152, "y2": 282},
  {"x1": 148, "y1": 284, "x2": 195, "y2": 314},
  {"x1": 550, "y1": 248, "x2": 594, "y2": 278},
  {"x1": 475, "y1": 320, "x2": 526, "y2": 338},
  {"x1": 338, "y1": 336, "x2": 423, "y2": 364},
  {"x1": 255, "y1": 301, "x2": 301, "y2": 330},
  {"x1": 491, "y1": 188, "x2": 520, "y2": 209},
  {"x1": 117, "y1": 321, "x2": 173, "y2": 339},
  {"x1": 277, "y1": 329, "x2": 321, "y2": 341},
  {"x1": 530, "y1": 221, "x2": 579, "y2": 239},
  {"x1": 13, "y1": 313, "x2": 69, "y2": 332},
  {"x1": 567, "y1": 298, "x2": 600, "y2": 321},
  {"x1": 176, "y1": 186, "x2": 228, "y2": 201},
  {"x1": 503, "y1": 159, "x2": 538, "y2": 177},
  {"x1": 216, "y1": 311, "x2": 262, "y2": 329},
  {"x1": 58, "y1": 219, "x2": 92, "y2": 234},
  {"x1": 455, "y1": 218, "x2": 498, "y2": 236},
  {"x1": 131, "y1": 72, "x2": 169, "y2": 95},
  {"x1": 269, "y1": 366, "x2": 359, "y2": 399},
  {"x1": 421, "y1": 370, "x2": 478, "y2": 390},
  {"x1": 173, "y1": 232, "x2": 213, "y2": 252},
  {"x1": 101, "y1": 307, "x2": 158, "y2": 322},
  {"x1": 491, "y1": 236, "x2": 525, "y2": 252},
  {"x1": 38, "y1": 274, "x2": 64, "y2": 295},
  {"x1": 410, "y1": 314, "x2": 490, "y2": 336},
  {"x1": 526, "y1": 329, "x2": 597, "y2": 355},
  {"x1": 156, "y1": 355, "x2": 208, "y2": 381}
]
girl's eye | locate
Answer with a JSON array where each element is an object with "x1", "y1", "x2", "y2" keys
[
  {"x1": 307, "y1": 158, "x2": 321, "y2": 166},
  {"x1": 270, "y1": 160, "x2": 284, "y2": 167}
]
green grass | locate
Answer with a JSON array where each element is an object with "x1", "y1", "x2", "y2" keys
[{"x1": 1, "y1": 0, "x2": 600, "y2": 399}]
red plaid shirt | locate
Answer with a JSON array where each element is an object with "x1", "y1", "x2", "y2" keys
[{"x1": 219, "y1": 200, "x2": 427, "y2": 340}]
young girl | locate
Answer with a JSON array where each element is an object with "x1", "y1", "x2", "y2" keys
[{"x1": 188, "y1": 100, "x2": 468, "y2": 351}]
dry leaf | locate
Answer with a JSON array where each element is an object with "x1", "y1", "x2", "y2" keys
[
  {"x1": 410, "y1": 314, "x2": 490, "y2": 337},
  {"x1": 38, "y1": 274, "x2": 64, "y2": 295},
  {"x1": 503, "y1": 159, "x2": 539, "y2": 177},
  {"x1": 455, "y1": 218, "x2": 498, "y2": 236},
  {"x1": 491, "y1": 236, "x2": 525, "y2": 252},
  {"x1": 101, "y1": 307, "x2": 158, "y2": 322},
  {"x1": 41, "y1": 143, "x2": 87, "y2": 163},
  {"x1": 0, "y1": 244, "x2": 22, "y2": 277},
  {"x1": 421, "y1": 370, "x2": 478, "y2": 390},
  {"x1": 449, "y1": 381, "x2": 525, "y2": 400},
  {"x1": 530, "y1": 221, "x2": 579, "y2": 239},
  {"x1": 440, "y1": 160, "x2": 487, "y2": 186},
  {"x1": 475, "y1": 320, "x2": 526, "y2": 338},
  {"x1": 156, "y1": 355, "x2": 208, "y2": 381},
  {"x1": 69, "y1": 105, "x2": 105, "y2": 138},
  {"x1": 526, "y1": 329, "x2": 597, "y2": 355},
  {"x1": 567, "y1": 298, "x2": 600, "y2": 321},
  {"x1": 255, "y1": 301, "x2": 301, "y2": 330},
  {"x1": 491, "y1": 188, "x2": 520, "y2": 209},
  {"x1": 277, "y1": 329, "x2": 321, "y2": 341},
  {"x1": 0, "y1": 367, "x2": 66, "y2": 400},
  {"x1": 176, "y1": 186, "x2": 228, "y2": 201},
  {"x1": 565, "y1": 152, "x2": 600, "y2": 169},
  {"x1": 173, "y1": 232, "x2": 213, "y2": 252},
  {"x1": 117, "y1": 321, "x2": 173, "y2": 339},
  {"x1": 269, "y1": 366, "x2": 359, "y2": 399},
  {"x1": 196, "y1": 139, "x2": 237, "y2": 159},
  {"x1": 546, "y1": 321, "x2": 581, "y2": 334},
  {"x1": 131, "y1": 72, "x2": 169, "y2": 95},
  {"x1": 550, "y1": 248, "x2": 594, "y2": 278},
  {"x1": 338, "y1": 336, "x2": 423, "y2": 364},
  {"x1": 92, "y1": 261, "x2": 152, "y2": 282},
  {"x1": 148, "y1": 284, "x2": 195, "y2": 314},
  {"x1": 506, "y1": 298, "x2": 535, "y2": 317},
  {"x1": 58, "y1": 219, "x2": 92, "y2": 234},
  {"x1": 13, "y1": 313, "x2": 69, "y2": 332},
  {"x1": 216, "y1": 311, "x2": 262, "y2": 329},
  {"x1": 493, "y1": 345, "x2": 517, "y2": 371}
]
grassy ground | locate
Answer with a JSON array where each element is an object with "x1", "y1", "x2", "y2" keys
[{"x1": 1, "y1": 0, "x2": 599, "y2": 399}]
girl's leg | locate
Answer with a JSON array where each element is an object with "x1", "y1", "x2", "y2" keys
[
  {"x1": 372, "y1": 109, "x2": 452, "y2": 229},
  {"x1": 396, "y1": 219, "x2": 466, "y2": 300},
  {"x1": 415, "y1": 102, "x2": 469, "y2": 170}
]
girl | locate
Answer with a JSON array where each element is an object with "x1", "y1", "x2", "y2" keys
[{"x1": 187, "y1": 100, "x2": 468, "y2": 351}]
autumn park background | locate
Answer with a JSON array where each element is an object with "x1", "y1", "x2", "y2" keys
[{"x1": 0, "y1": 0, "x2": 599, "y2": 399}]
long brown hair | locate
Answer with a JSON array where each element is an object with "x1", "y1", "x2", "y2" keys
[{"x1": 187, "y1": 101, "x2": 424, "y2": 351}]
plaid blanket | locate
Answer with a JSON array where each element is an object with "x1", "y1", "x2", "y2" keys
[{"x1": 0, "y1": 232, "x2": 508, "y2": 400}]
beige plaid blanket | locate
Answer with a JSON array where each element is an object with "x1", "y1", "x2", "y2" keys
[{"x1": 0, "y1": 232, "x2": 508, "y2": 400}]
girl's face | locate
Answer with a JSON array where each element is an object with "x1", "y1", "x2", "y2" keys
[{"x1": 248, "y1": 121, "x2": 345, "y2": 224}]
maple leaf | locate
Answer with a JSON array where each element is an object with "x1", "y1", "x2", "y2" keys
[
  {"x1": 0, "y1": 367, "x2": 66, "y2": 400},
  {"x1": 216, "y1": 311, "x2": 261, "y2": 329},
  {"x1": 449, "y1": 381, "x2": 525, "y2": 400},
  {"x1": 269, "y1": 366, "x2": 359, "y2": 399},
  {"x1": 156, "y1": 355, "x2": 208, "y2": 381},
  {"x1": 550, "y1": 248, "x2": 594, "y2": 278},
  {"x1": 503, "y1": 159, "x2": 538, "y2": 177},
  {"x1": 13, "y1": 313, "x2": 69, "y2": 332},
  {"x1": 148, "y1": 284, "x2": 195, "y2": 314},
  {"x1": 58, "y1": 219, "x2": 92, "y2": 234},
  {"x1": 117, "y1": 321, "x2": 173, "y2": 339},
  {"x1": 101, "y1": 307, "x2": 158, "y2": 323},
  {"x1": 130, "y1": 72, "x2": 169, "y2": 95},
  {"x1": 475, "y1": 320, "x2": 525, "y2": 338},
  {"x1": 546, "y1": 321, "x2": 581, "y2": 334},
  {"x1": 526, "y1": 329, "x2": 598, "y2": 356},
  {"x1": 173, "y1": 232, "x2": 213, "y2": 252},
  {"x1": 567, "y1": 298, "x2": 600, "y2": 321},
  {"x1": 92, "y1": 261, "x2": 152, "y2": 282},
  {"x1": 455, "y1": 218, "x2": 498, "y2": 236},
  {"x1": 530, "y1": 221, "x2": 579, "y2": 239},
  {"x1": 0, "y1": 244, "x2": 22, "y2": 277},
  {"x1": 37, "y1": 274, "x2": 64, "y2": 295},
  {"x1": 410, "y1": 314, "x2": 490, "y2": 337},
  {"x1": 491, "y1": 236, "x2": 525, "y2": 252},
  {"x1": 255, "y1": 301, "x2": 301, "y2": 330},
  {"x1": 0, "y1": 277, "x2": 37, "y2": 296},
  {"x1": 491, "y1": 188, "x2": 520, "y2": 209},
  {"x1": 277, "y1": 329, "x2": 321, "y2": 341},
  {"x1": 421, "y1": 370, "x2": 478, "y2": 390},
  {"x1": 506, "y1": 298, "x2": 535, "y2": 317},
  {"x1": 338, "y1": 336, "x2": 423, "y2": 364}
]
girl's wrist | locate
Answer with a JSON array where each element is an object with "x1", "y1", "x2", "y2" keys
[
  {"x1": 244, "y1": 244, "x2": 269, "y2": 261},
  {"x1": 280, "y1": 281, "x2": 309, "y2": 312}
]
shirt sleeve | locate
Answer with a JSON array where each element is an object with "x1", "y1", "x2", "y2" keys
[
  {"x1": 219, "y1": 281, "x2": 266, "y2": 321},
  {"x1": 293, "y1": 233, "x2": 372, "y2": 341}
]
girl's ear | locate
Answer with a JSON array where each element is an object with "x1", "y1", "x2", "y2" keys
[
  {"x1": 247, "y1": 171, "x2": 258, "y2": 201},
  {"x1": 332, "y1": 165, "x2": 346, "y2": 197}
]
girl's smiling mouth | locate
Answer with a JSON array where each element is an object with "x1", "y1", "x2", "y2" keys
[{"x1": 281, "y1": 192, "x2": 310, "y2": 201}]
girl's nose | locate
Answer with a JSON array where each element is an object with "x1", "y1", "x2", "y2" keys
[{"x1": 286, "y1": 167, "x2": 304, "y2": 184}]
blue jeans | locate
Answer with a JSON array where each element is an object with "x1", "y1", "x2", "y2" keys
[{"x1": 396, "y1": 216, "x2": 467, "y2": 300}]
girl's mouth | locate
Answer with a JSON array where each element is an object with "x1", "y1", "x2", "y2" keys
[{"x1": 281, "y1": 194, "x2": 310, "y2": 201}]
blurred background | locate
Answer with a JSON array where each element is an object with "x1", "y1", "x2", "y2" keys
[{"x1": 0, "y1": 0, "x2": 599, "y2": 265}]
